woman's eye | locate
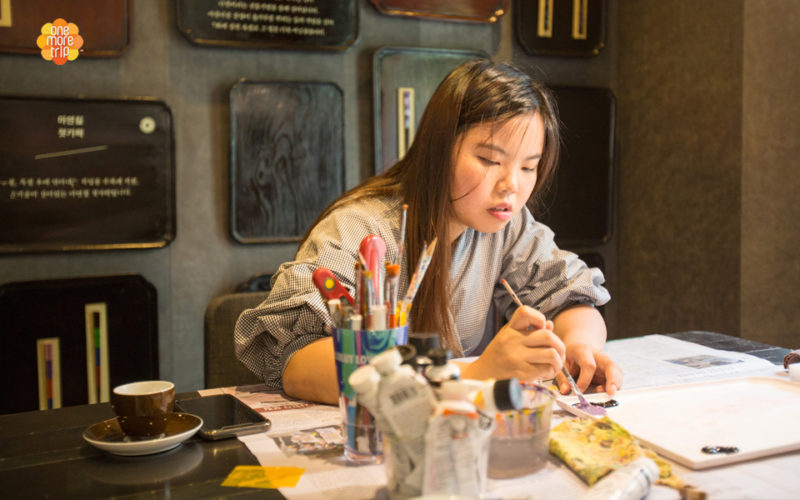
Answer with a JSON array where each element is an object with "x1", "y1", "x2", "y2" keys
[
  {"x1": 478, "y1": 156, "x2": 498, "y2": 166},
  {"x1": 522, "y1": 166, "x2": 537, "y2": 173}
]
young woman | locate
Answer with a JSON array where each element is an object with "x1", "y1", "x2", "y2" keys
[{"x1": 235, "y1": 59, "x2": 623, "y2": 405}]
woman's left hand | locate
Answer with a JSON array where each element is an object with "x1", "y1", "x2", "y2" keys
[{"x1": 556, "y1": 342, "x2": 624, "y2": 396}]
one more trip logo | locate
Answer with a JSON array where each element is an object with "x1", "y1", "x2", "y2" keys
[{"x1": 37, "y1": 18, "x2": 83, "y2": 65}]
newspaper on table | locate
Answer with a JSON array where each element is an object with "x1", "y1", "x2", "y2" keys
[
  {"x1": 199, "y1": 384, "x2": 386, "y2": 499},
  {"x1": 603, "y1": 334, "x2": 780, "y2": 390}
]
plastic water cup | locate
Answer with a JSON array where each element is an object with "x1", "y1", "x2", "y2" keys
[{"x1": 333, "y1": 326, "x2": 408, "y2": 464}]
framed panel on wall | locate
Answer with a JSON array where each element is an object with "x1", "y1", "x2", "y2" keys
[
  {"x1": 369, "y1": 0, "x2": 507, "y2": 22},
  {"x1": 176, "y1": 0, "x2": 358, "y2": 51},
  {"x1": 515, "y1": 0, "x2": 607, "y2": 57},
  {"x1": 0, "y1": 0, "x2": 130, "y2": 57},
  {"x1": 230, "y1": 81, "x2": 345, "y2": 243},
  {"x1": 0, "y1": 97, "x2": 176, "y2": 253},
  {"x1": 0, "y1": 274, "x2": 158, "y2": 414},
  {"x1": 529, "y1": 86, "x2": 616, "y2": 248},
  {"x1": 373, "y1": 47, "x2": 486, "y2": 174}
]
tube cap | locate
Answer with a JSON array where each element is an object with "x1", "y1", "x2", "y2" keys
[
  {"x1": 396, "y1": 344, "x2": 417, "y2": 369},
  {"x1": 370, "y1": 346, "x2": 402, "y2": 375},
  {"x1": 493, "y1": 378, "x2": 523, "y2": 412},
  {"x1": 428, "y1": 347, "x2": 450, "y2": 367},
  {"x1": 408, "y1": 332, "x2": 440, "y2": 357},
  {"x1": 349, "y1": 365, "x2": 380, "y2": 394}
]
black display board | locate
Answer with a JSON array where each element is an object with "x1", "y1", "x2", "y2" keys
[
  {"x1": 530, "y1": 87, "x2": 616, "y2": 248},
  {"x1": 176, "y1": 0, "x2": 358, "y2": 50},
  {"x1": 0, "y1": 274, "x2": 158, "y2": 414},
  {"x1": 0, "y1": 0, "x2": 129, "y2": 57},
  {"x1": 373, "y1": 47, "x2": 486, "y2": 173},
  {"x1": 0, "y1": 97, "x2": 175, "y2": 253},
  {"x1": 369, "y1": 0, "x2": 506, "y2": 22},
  {"x1": 230, "y1": 81, "x2": 345, "y2": 243},
  {"x1": 515, "y1": 0, "x2": 606, "y2": 57}
]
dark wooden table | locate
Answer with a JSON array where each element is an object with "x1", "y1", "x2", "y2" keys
[
  {"x1": 0, "y1": 395, "x2": 281, "y2": 499},
  {"x1": 0, "y1": 331, "x2": 788, "y2": 499}
]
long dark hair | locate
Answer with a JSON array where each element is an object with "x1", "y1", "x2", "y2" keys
[{"x1": 302, "y1": 58, "x2": 561, "y2": 354}]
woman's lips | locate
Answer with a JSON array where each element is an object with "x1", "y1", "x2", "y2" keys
[{"x1": 488, "y1": 205, "x2": 512, "y2": 221}]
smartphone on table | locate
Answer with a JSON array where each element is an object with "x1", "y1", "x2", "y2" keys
[{"x1": 175, "y1": 393, "x2": 271, "y2": 440}]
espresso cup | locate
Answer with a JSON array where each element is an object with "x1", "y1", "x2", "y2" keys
[{"x1": 111, "y1": 380, "x2": 175, "y2": 437}]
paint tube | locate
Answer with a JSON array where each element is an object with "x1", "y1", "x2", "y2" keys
[
  {"x1": 436, "y1": 378, "x2": 522, "y2": 485},
  {"x1": 348, "y1": 364, "x2": 381, "y2": 418},
  {"x1": 424, "y1": 348, "x2": 460, "y2": 391},
  {"x1": 371, "y1": 347, "x2": 436, "y2": 495},
  {"x1": 581, "y1": 457, "x2": 660, "y2": 500},
  {"x1": 349, "y1": 363, "x2": 415, "y2": 497},
  {"x1": 422, "y1": 400, "x2": 485, "y2": 498},
  {"x1": 439, "y1": 378, "x2": 523, "y2": 420}
]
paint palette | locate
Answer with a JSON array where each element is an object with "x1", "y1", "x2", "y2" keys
[{"x1": 570, "y1": 376, "x2": 800, "y2": 469}]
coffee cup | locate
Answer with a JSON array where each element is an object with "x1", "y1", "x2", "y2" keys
[{"x1": 111, "y1": 380, "x2": 175, "y2": 437}]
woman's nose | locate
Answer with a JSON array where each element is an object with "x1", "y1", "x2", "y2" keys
[{"x1": 496, "y1": 167, "x2": 518, "y2": 194}]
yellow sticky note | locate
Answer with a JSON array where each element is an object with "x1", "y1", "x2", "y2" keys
[{"x1": 221, "y1": 465, "x2": 305, "y2": 489}]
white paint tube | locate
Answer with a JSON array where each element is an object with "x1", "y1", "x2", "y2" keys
[
  {"x1": 581, "y1": 457, "x2": 660, "y2": 500},
  {"x1": 371, "y1": 347, "x2": 437, "y2": 494},
  {"x1": 422, "y1": 400, "x2": 484, "y2": 498},
  {"x1": 433, "y1": 379, "x2": 521, "y2": 489},
  {"x1": 437, "y1": 375, "x2": 524, "y2": 481},
  {"x1": 439, "y1": 378, "x2": 523, "y2": 418},
  {"x1": 348, "y1": 364, "x2": 381, "y2": 417},
  {"x1": 349, "y1": 364, "x2": 416, "y2": 496},
  {"x1": 424, "y1": 347, "x2": 460, "y2": 391}
]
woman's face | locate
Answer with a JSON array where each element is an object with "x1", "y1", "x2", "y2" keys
[{"x1": 449, "y1": 112, "x2": 545, "y2": 242}]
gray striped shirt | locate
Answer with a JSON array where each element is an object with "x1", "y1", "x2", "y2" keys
[{"x1": 234, "y1": 194, "x2": 609, "y2": 389}]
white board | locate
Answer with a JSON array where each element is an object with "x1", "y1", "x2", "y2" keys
[{"x1": 556, "y1": 377, "x2": 800, "y2": 469}]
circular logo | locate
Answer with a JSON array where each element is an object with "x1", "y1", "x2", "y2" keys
[
  {"x1": 139, "y1": 117, "x2": 156, "y2": 134},
  {"x1": 37, "y1": 19, "x2": 83, "y2": 66}
]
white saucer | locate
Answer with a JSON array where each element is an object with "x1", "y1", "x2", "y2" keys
[{"x1": 83, "y1": 413, "x2": 203, "y2": 456}]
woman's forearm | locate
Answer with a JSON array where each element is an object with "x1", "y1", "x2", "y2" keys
[
  {"x1": 282, "y1": 336, "x2": 339, "y2": 405},
  {"x1": 552, "y1": 305, "x2": 607, "y2": 349}
]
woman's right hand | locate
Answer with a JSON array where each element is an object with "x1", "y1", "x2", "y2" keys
[{"x1": 460, "y1": 305, "x2": 565, "y2": 382}]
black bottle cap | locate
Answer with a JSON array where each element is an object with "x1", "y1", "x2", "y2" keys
[
  {"x1": 408, "y1": 332, "x2": 440, "y2": 357},
  {"x1": 396, "y1": 344, "x2": 417, "y2": 369},
  {"x1": 494, "y1": 378, "x2": 523, "y2": 412},
  {"x1": 427, "y1": 347, "x2": 450, "y2": 367}
]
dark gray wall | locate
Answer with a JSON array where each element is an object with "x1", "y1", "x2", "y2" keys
[
  {"x1": 742, "y1": 0, "x2": 800, "y2": 348},
  {"x1": 0, "y1": 1, "x2": 616, "y2": 391},
  {"x1": 616, "y1": 1, "x2": 743, "y2": 337},
  {"x1": 617, "y1": 0, "x2": 800, "y2": 352},
  {"x1": 3, "y1": 1, "x2": 796, "y2": 393}
]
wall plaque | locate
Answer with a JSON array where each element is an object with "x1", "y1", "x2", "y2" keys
[
  {"x1": 176, "y1": 0, "x2": 357, "y2": 50},
  {"x1": 373, "y1": 47, "x2": 486, "y2": 173},
  {"x1": 369, "y1": 0, "x2": 507, "y2": 22},
  {"x1": 529, "y1": 86, "x2": 616, "y2": 248},
  {"x1": 0, "y1": 97, "x2": 175, "y2": 253},
  {"x1": 0, "y1": 0, "x2": 129, "y2": 57},
  {"x1": 230, "y1": 81, "x2": 345, "y2": 243},
  {"x1": 515, "y1": 0, "x2": 607, "y2": 57},
  {"x1": 0, "y1": 274, "x2": 158, "y2": 414}
]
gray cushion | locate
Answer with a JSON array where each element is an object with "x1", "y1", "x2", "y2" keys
[{"x1": 204, "y1": 291, "x2": 266, "y2": 389}]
